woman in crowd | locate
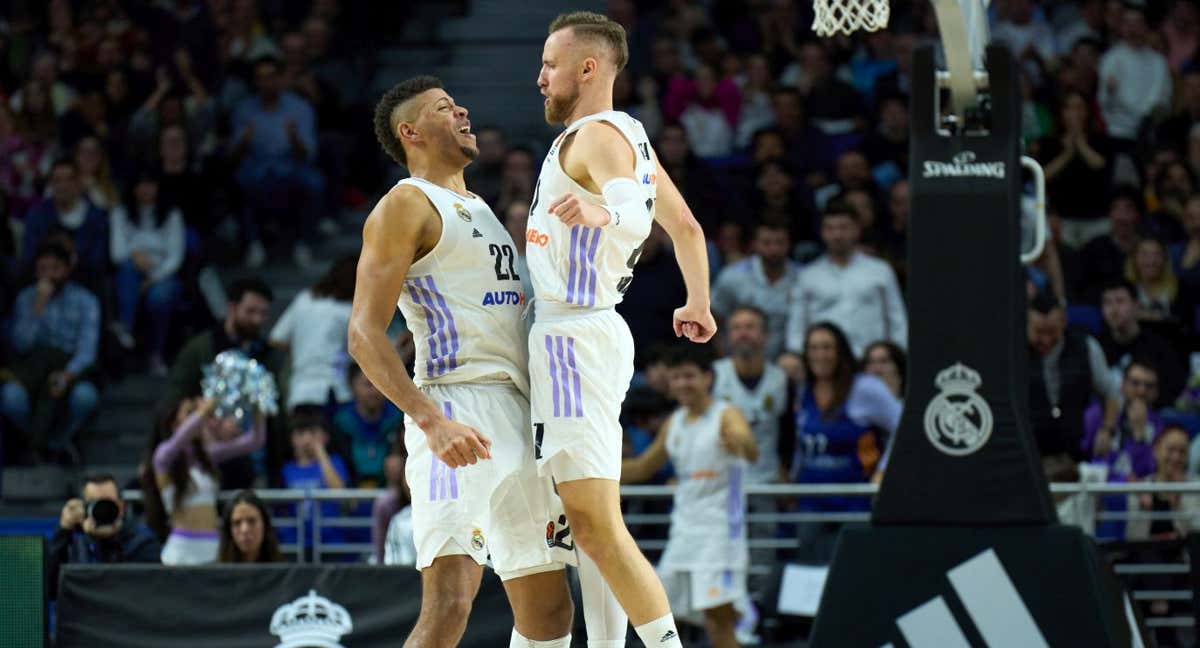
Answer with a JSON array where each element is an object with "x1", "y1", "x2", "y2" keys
[
  {"x1": 1170, "y1": 194, "x2": 1200, "y2": 302},
  {"x1": 73, "y1": 135, "x2": 119, "y2": 211},
  {"x1": 791, "y1": 323, "x2": 901, "y2": 560},
  {"x1": 142, "y1": 397, "x2": 265, "y2": 564},
  {"x1": 1035, "y1": 90, "x2": 1110, "y2": 245},
  {"x1": 862, "y1": 340, "x2": 906, "y2": 401},
  {"x1": 371, "y1": 438, "x2": 414, "y2": 565},
  {"x1": 109, "y1": 169, "x2": 185, "y2": 372},
  {"x1": 1126, "y1": 237, "x2": 1181, "y2": 323},
  {"x1": 217, "y1": 490, "x2": 284, "y2": 563},
  {"x1": 269, "y1": 253, "x2": 357, "y2": 411}
]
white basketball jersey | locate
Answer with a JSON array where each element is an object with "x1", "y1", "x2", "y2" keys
[
  {"x1": 712, "y1": 358, "x2": 788, "y2": 484},
  {"x1": 662, "y1": 403, "x2": 744, "y2": 544},
  {"x1": 394, "y1": 177, "x2": 529, "y2": 396},
  {"x1": 527, "y1": 110, "x2": 657, "y2": 312}
]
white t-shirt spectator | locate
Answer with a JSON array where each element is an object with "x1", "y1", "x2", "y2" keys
[
  {"x1": 991, "y1": 19, "x2": 1057, "y2": 63},
  {"x1": 1097, "y1": 43, "x2": 1172, "y2": 140},
  {"x1": 269, "y1": 289, "x2": 353, "y2": 408},
  {"x1": 711, "y1": 255, "x2": 803, "y2": 359},
  {"x1": 383, "y1": 505, "x2": 416, "y2": 566},
  {"x1": 109, "y1": 205, "x2": 186, "y2": 283},
  {"x1": 785, "y1": 251, "x2": 908, "y2": 358},
  {"x1": 679, "y1": 104, "x2": 734, "y2": 158}
]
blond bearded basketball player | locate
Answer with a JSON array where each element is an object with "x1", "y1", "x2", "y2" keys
[
  {"x1": 526, "y1": 12, "x2": 718, "y2": 648},
  {"x1": 350, "y1": 76, "x2": 579, "y2": 648}
]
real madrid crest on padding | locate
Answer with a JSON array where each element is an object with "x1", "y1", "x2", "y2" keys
[
  {"x1": 924, "y1": 362, "x2": 993, "y2": 456},
  {"x1": 454, "y1": 202, "x2": 472, "y2": 222}
]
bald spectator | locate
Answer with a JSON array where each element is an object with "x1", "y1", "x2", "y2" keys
[
  {"x1": 711, "y1": 221, "x2": 802, "y2": 358},
  {"x1": 783, "y1": 200, "x2": 907, "y2": 369}
]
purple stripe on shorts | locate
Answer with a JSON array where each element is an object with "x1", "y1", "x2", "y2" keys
[
  {"x1": 170, "y1": 528, "x2": 219, "y2": 540},
  {"x1": 555, "y1": 336, "x2": 572, "y2": 416},
  {"x1": 567, "y1": 337, "x2": 583, "y2": 417},
  {"x1": 443, "y1": 401, "x2": 459, "y2": 499},
  {"x1": 429, "y1": 454, "x2": 439, "y2": 502},
  {"x1": 585, "y1": 228, "x2": 601, "y2": 306},
  {"x1": 545, "y1": 335, "x2": 561, "y2": 417},
  {"x1": 413, "y1": 280, "x2": 449, "y2": 375},
  {"x1": 566, "y1": 226, "x2": 580, "y2": 304},
  {"x1": 728, "y1": 465, "x2": 744, "y2": 539},
  {"x1": 405, "y1": 280, "x2": 438, "y2": 378},
  {"x1": 424, "y1": 276, "x2": 460, "y2": 371}
]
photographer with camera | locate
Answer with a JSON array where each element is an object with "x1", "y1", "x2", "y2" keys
[{"x1": 48, "y1": 474, "x2": 162, "y2": 599}]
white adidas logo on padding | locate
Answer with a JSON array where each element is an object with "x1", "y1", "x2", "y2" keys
[{"x1": 886, "y1": 549, "x2": 1048, "y2": 648}]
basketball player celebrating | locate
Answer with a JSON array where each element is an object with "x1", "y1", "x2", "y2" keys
[
  {"x1": 350, "y1": 76, "x2": 576, "y2": 648},
  {"x1": 623, "y1": 345, "x2": 758, "y2": 648},
  {"x1": 528, "y1": 12, "x2": 717, "y2": 648}
]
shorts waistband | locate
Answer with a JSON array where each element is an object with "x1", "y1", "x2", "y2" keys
[
  {"x1": 418, "y1": 379, "x2": 522, "y2": 394},
  {"x1": 534, "y1": 299, "x2": 616, "y2": 323}
]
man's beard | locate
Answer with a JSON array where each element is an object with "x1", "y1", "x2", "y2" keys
[
  {"x1": 233, "y1": 320, "x2": 261, "y2": 341},
  {"x1": 544, "y1": 88, "x2": 579, "y2": 124},
  {"x1": 730, "y1": 341, "x2": 761, "y2": 360}
]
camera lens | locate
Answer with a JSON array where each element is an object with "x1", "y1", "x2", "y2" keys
[{"x1": 87, "y1": 499, "x2": 120, "y2": 526}]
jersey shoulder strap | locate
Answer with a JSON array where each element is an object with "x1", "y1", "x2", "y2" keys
[{"x1": 562, "y1": 111, "x2": 647, "y2": 156}]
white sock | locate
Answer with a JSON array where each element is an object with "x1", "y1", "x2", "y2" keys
[
  {"x1": 634, "y1": 614, "x2": 682, "y2": 647},
  {"x1": 577, "y1": 548, "x2": 628, "y2": 647},
  {"x1": 509, "y1": 629, "x2": 572, "y2": 647}
]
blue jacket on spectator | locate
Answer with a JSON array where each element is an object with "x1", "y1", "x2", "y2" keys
[{"x1": 21, "y1": 197, "x2": 109, "y2": 276}]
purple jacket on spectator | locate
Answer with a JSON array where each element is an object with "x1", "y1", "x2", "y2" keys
[
  {"x1": 1081, "y1": 402, "x2": 1162, "y2": 480},
  {"x1": 21, "y1": 197, "x2": 109, "y2": 275}
]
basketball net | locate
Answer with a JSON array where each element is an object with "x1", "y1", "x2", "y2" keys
[{"x1": 812, "y1": 0, "x2": 890, "y2": 36}]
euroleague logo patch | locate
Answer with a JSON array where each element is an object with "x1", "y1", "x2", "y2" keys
[{"x1": 545, "y1": 515, "x2": 574, "y2": 551}]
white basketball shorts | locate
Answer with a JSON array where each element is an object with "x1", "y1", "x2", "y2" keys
[
  {"x1": 528, "y1": 308, "x2": 635, "y2": 483},
  {"x1": 661, "y1": 567, "x2": 748, "y2": 618},
  {"x1": 405, "y1": 382, "x2": 576, "y2": 580}
]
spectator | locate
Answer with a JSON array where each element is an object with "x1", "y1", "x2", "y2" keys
[
  {"x1": 165, "y1": 278, "x2": 281, "y2": 405},
  {"x1": 621, "y1": 386, "x2": 676, "y2": 486},
  {"x1": 1097, "y1": 4, "x2": 1171, "y2": 145},
  {"x1": 143, "y1": 397, "x2": 266, "y2": 564},
  {"x1": 128, "y1": 51, "x2": 216, "y2": 166},
  {"x1": 1143, "y1": 161, "x2": 1193, "y2": 242},
  {"x1": 862, "y1": 340, "x2": 906, "y2": 401},
  {"x1": 1163, "y1": 0, "x2": 1200, "y2": 72},
  {"x1": 48, "y1": 474, "x2": 161, "y2": 598},
  {"x1": 991, "y1": 0, "x2": 1057, "y2": 64},
  {"x1": 782, "y1": 41, "x2": 865, "y2": 132},
  {"x1": 1126, "y1": 238, "x2": 1182, "y2": 322},
  {"x1": 231, "y1": 56, "x2": 322, "y2": 268},
  {"x1": 332, "y1": 362, "x2": 402, "y2": 487},
  {"x1": 860, "y1": 94, "x2": 909, "y2": 180},
  {"x1": 281, "y1": 407, "x2": 350, "y2": 552},
  {"x1": 769, "y1": 88, "x2": 834, "y2": 188},
  {"x1": 1083, "y1": 360, "x2": 1164, "y2": 480},
  {"x1": 655, "y1": 123, "x2": 725, "y2": 236},
  {"x1": 2, "y1": 241, "x2": 100, "y2": 464},
  {"x1": 1097, "y1": 280, "x2": 1186, "y2": 406},
  {"x1": 711, "y1": 221, "x2": 801, "y2": 358},
  {"x1": 878, "y1": 179, "x2": 909, "y2": 286},
  {"x1": 71, "y1": 135, "x2": 120, "y2": 212},
  {"x1": 382, "y1": 449, "x2": 416, "y2": 567},
  {"x1": 217, "y1": 490, "x2": 284, "y2": 563},
  {"x1": 21, "y1": 158, "x2": 108, "y2": 282},
  {"x1": 1036, "y1": 90, "x2": 1111, "y2": 241},
  {"x1": 734, "y1": 54, "x2": 776, "y2": 148},
  {"x1": 1127, "y1": 425, "x2": 1200, "y2": 539},
  {"x1": 783, "y1": 200, "x2": 908, "y2": 365},
  {"x1": 712, "y1": 306, "x2": 791, "y2": 485},
  {"x1": 157, "y1": 124, "x2": 211, "y2": 236},
  {"x1": 613, "y1": 70, "x2": 663, "y2": 140},
  {"x1": 9, "y1": 52, "x2": 74, "y2": 116},
  {"x1": 1057, "y1": 0, "x2": 1105, "y2": 54},
  {"x1": 752, "y1": 160, "x2": 809, "y2": 235},
  {"x1": 109, "y1": 169, "x2": 186, "y2": 373},
  {"x1": 12, "y1": 79, "x2": 60, "y2": 162},
  {"x1": 1027, "y1": 293, "x2": 1117, "y2": 460},
  {"x1": 464, "y1": 126, "x2": 505, "y2": 208},
  {"x1": 1170, "y1": 194, "x2": 1200, "y2": 297},
  {"x1": 269, "y1": 254, "x2": 357, "y2": 410},
  {"x1": 1156, "y1": 67, "x2": 1200, "y2": 150},
  {"x1": 0, "y1": 102, "x2": 44, "y2": 219},
  {"x1": 497, "y1": 146, "x2": 536, "y2": 216},
  {"x1": 671, "y1": 63, "x2": 738, "y2": 158},
  {"x1": 790, "y1": 323, "x2": 900, "y2": 561},
  {"x1": 1076, "y1": 187, "x2": 1143, "y2": 303}
]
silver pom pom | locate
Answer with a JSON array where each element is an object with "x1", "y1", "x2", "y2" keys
[{"x1": 201, "y1": 350, "x2": 279, "y2": 418}]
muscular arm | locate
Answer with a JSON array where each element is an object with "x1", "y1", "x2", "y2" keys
[
  {"x1": 720, "y1": 406, "x2": 759, "y2": 463},
  {"x1": 348, "y1": 187, "x2": 444, "y2": 431},
  {"x1": 347, "y1": 186, "x2": 490, "y2": 467},
  {"x1": 650, "y1": 153, "x2": 712, "y2": 319}
]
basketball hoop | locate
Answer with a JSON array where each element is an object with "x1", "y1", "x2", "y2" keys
[{"x1": 812, "y1": 0, "x2": 890, "y2": 36}]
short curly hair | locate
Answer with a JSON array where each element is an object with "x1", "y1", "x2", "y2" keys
[{"x1": 373, "y1": 75, "x2": 444, "y2": 167}]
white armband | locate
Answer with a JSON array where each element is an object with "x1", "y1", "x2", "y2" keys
[{"x1": 601, "y1": 177, "x2": 653, "y2": 239}]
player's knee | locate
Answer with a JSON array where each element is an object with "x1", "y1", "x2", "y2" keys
[
  {"x1": 424, "y1": 590, "x2": 475, "y2": 622},
  {"x1": 703, "y1": 603, "x2": 737, "y2": 630}
]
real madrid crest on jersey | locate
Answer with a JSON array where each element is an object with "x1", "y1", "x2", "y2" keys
[
  {"x1": 924, "y1": 362, "x2": 993, "y2": 456},
  {"x1": 454, "y1": 202, "x2": 472, "y2": 222}
]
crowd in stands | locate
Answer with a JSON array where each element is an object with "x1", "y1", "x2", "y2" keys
[{"x1": 8, "y1": 0, "x2": 1200, "y2": 636}]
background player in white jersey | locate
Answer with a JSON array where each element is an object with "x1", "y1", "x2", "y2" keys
[
  {"x1": 622, "y1": 345, "x2": 758, "y2": 648},
  {"x1": 528, "y1": 11, "x2": 717, "y2": 648},
  {"x1": 349, "y1": 76, "x2": 574, "y2": 648}
]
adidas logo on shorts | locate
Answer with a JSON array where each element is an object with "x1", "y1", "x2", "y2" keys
[{"x1": 660, "y1": 630, "x2": 677, "y2": 642}]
